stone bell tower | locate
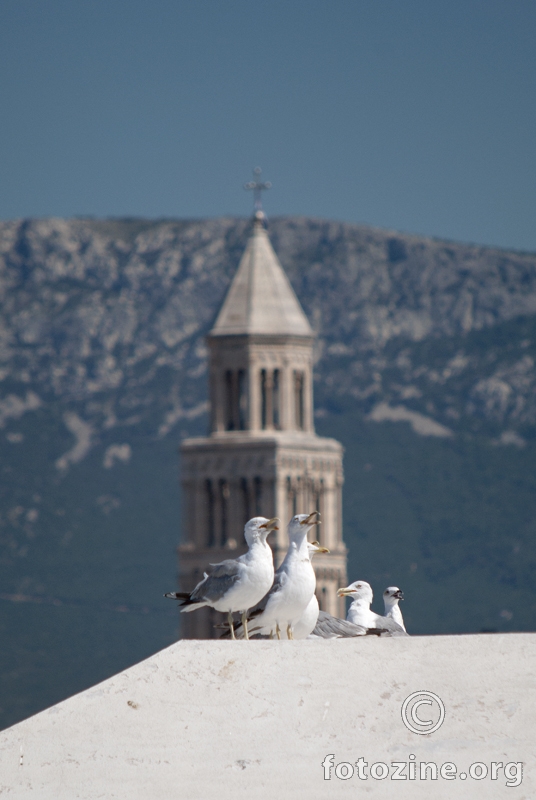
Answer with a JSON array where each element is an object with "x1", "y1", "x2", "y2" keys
[{"x1": 178, "y1": 205, "x2": 347, "y2": 639}]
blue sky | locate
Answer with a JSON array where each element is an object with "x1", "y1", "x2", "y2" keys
[{"x1": 0, "y1": 0, "x2": 535, "y2": 250}]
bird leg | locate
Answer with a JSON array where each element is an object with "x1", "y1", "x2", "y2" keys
[
  {"x1": 241, "y1": 610, "x2": 249, "y2": 640},
  {"x1": 228, "y1": 611, "x2": 236, "y2": 640},
  {"x1": 287, "y1": 624, "x2": 294, "y2": 640},
  {"x1": 269, "y1": 630, "x2": 274, "y2": 640},
  {"x1": 276, "y1": 623, "x2": 281, "y2": 640}
]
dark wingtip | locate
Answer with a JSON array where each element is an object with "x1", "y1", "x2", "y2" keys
[{"x1": 164, "y1": 592, "x2": 192, "y2": 602}]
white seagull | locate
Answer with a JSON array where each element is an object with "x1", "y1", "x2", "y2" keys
[
  {"x1": 337, "y1": 580, "x2": 408, "y2": 636},
  {"x1": 291, "y1": 541, "x2": 330, "y2": 639},
  {"x1": 383, "y1": 586, "x2": 406, "y2": 631},
  {"x1": 236, "y1": 511, "x2": 322, "y2": 640},
  {"x1": 165, "y1": 516, "x2": 278, "y2": 639}
]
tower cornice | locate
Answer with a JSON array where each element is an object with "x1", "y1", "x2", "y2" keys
[
  {"x1": 207, "y1": 332, "x2": 314, "y2": 347},
  {"x1": 180, "y1": 431, "x2": 344, "y2": 452}
]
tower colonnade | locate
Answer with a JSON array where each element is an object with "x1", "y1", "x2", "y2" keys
[{"x1": 209, "y1": 337, "x2": 313, "y2": 434}]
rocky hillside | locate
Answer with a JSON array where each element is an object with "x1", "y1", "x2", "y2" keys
[
  {"x1": 1, "y1": 216, "x2": 536, "y2": 449},
  {"x1": 1, "y1": 216, "x2": 536, "y2": 729}
]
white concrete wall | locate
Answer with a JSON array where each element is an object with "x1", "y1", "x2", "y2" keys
[{"x1": 1, "y1": 634, "x2": 534, "y2": 799}]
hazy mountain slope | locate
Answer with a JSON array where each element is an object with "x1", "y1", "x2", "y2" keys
[
  {"x1": 2, "y1": 216, "x2": 536, "y2": 442},
  {"x1": 1, "y1": 216, "x2": 536, "y2": 729}
]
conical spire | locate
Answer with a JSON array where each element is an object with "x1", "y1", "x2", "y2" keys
[{"x1": 210, "y1": 214, "x2": 313, "y2": 338}]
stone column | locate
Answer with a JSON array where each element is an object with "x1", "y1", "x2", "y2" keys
[
  {"x1": 281, "y1": 365, "x2": 291, "y2": 431},
  {"x1": 277, "y1": 366, "x2": 286, "y2": 430},
  {"x1": 322, "y1": 481, "x2": 334, "y2": 550}
]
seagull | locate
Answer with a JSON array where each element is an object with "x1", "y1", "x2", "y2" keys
[
  {"x1": 383, "y1": 586, "x2": 406, "y2": 631},
  {"x1": 233, "y1": 511, "x2": 322, "y2": 640},
  {"x1": 337, "y1": 580, "x2": 408, "y2": 636},
  {"x1": 164, "y1": 516, "x2": 278, "y2": 639},
  {"x1": 291, "y1": 541, "x2": 330, "y2": 639}
]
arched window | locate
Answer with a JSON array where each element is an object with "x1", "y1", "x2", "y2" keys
[
  {"x1": 237, "y1": 369, "x2": 247, "y2": 430},
  {"x1": 272, "y1": 369, "x2": 280, "y2": 429},
  {"x1": 260, "y1": 369, "x2": 267, "y2": 429},
  {"x1": 219, "y1": 479, "x2": 229, "y2": 545},
  {"x1": 295, "y1": 475, "x2": 301, "y2": 514},
  {"x1": 286, "y1": 475, "x2": 297, "y2": 520},
  {"x1": 254, "y1": 476, "x2": 262, "y2": 516},
  {"x1": 286, "y1": 476, "x2": 291, "y2": 519},
  {"x1": 240, "y1": 477, "x2": 250, "y2": 525},
  {"x1": 224, "y1": 370, "x2": 234, "y2": 431}
]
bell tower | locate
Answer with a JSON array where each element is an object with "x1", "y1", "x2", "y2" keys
[{"x1": 178, "y1": 194, "x2": 347, "y2": 638}]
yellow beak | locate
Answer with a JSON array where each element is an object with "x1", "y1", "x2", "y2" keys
[{"x1": 260, "y1": 517, "x2": 280, "y2": 531}]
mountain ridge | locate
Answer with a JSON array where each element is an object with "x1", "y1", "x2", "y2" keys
[{"x1": 2, "y1": 214, "x2": 536, "y2": 447}]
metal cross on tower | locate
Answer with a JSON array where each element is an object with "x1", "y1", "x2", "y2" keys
[{"x1": 244, "y1": 167, "x2": 272, "y2": 212}]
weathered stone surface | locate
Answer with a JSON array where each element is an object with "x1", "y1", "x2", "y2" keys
[{"x1": 1, "y1": 635, "x2": 534, "y2": 798}]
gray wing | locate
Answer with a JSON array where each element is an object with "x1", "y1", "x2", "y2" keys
[
  {"x1": 246, "y1": 570, "x2": 286, "y2": 619},
  {"x1": 208, "y1": 559, "x2": 242, "y2": 578},
  {"x1": 373, "y1": 614, "x2": 409, "y2": 636},
  {"x1": 312, "y1": 611, "x2": 367, "y2": 638},
  {"x1": 228, "y1": 572, "x2": 287, "y2": 637},
  {"x1": 191, "y1": 559, "x2": 241, "y2": 604}
]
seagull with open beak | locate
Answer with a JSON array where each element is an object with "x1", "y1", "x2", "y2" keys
[
  {"x1": 164, "y1": 516, "x2": 278, "y2": 639},
  {"x1": 233, "y1": 511, "x2": 323, "y2": 640},
  {"x1": 383, "y1": 586, "x2": 406, "y2": 631},
  {"x1": 291, "y1": 540, "x2": 330, "y2": 639}
]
